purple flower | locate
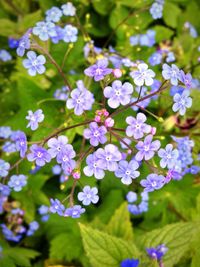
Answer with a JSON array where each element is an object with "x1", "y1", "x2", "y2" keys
[
  {"x1": 115, "y1": 160, "x2": 140, "y2": 185},
  {"x1": 8, "y1": 37, "x2": 19, "y2": 49},
  {"x1": 64, "y1": 205, "x2": 85, "y2": 218},
  {"x1": 120, "y1": 258, "x2": 139, "y2": 267},
  {"x1": 12, "y1": 131, "x2": 27, "y2": 158},
  {"x1": 0, "y1": 159, "x2": 10, "y2": 177},
  {"x1": 172, "y1": 90, "x2": 192, "y2": 115},
  {"x1": 2, "y1": 142, "x2": 16, "y2": 153},
  {"x1": 23, "y1": 51, "x2": 46, "y2": 76},
  {"x1": 149, "y1": 51, "x2": 162, "y2": 66},
  {"x1": 27, "y1": 221, "x2": 39, "y2": 236},
  {"x1": 8, "y1": 174, "x2": 27, "y2": 192},
  {"x1": 83, "y1": 153, "x2": 105, "y2": 179},
  {"x1": 45, "y1": 7, "x2": 62, "y2": 22},
  {"x1": 179, "y1": 70, "x2": 192, "y2": 89},
  {"x1": 126, "y1": 113, "x2": 151, "y2": 139},
  {"x1": 135, "y1": 135, "x2": 160, "y2": 161},
  {"x1": 66, "y1": 80, "x2": 94, "y2": 115},
  {"x1": 16, "y1": 32, "x2": 31, "y2": 57},
  {"x1": 47, "y1": 135, "x2": 69, "y2": 158},
  {"x1": 84, "y1": 59, "x2": 112, "y2": 81},
  {"x1": 162, "y1": 63, "x2": 180, "y2": 85},
  {"x1": 146, "y1": 244, "x2": 168, "y2": 261},
  {"x1": 49, "y1": 198, "x2": 65, "y2": 216},
  {"x1": 140, "y1": 30, "x2": 156, "y2": 47},
  {"x1": 61, "y1": 2, "x2": 76, "y2": 16},
  {"x1": 166, "y1": 51, "x2": 175, "y2": 63},
  {"x1": 26, "y1": 109, "x2": 44, "y2": 130},
  {"x1": 54, "y1": 85, "x2": 69, "y2": 100},
  {"x1": 104, "y1": 80, "x2": 133, "y2": 108},
  {"x1": 95, "y1": 144, "x2": 122, "y2": 171},
  {"x1": 0, "y1": 126, "x2": 12, "y2": 139},
  {"x1": 0, "y1": 50, "x2": 12, "y2": 62},
  {"x1": 158, "y1": 144, "x2": 179, "y2": 169},
  {"x1": 33, "y1": 21, "x2": 57, "y2": 41},
  {"x1": 150, "y1": 2, "x2": 163, "y2": 19},
  {"x1": 78, "y1": 186, "x2": 99, "y2": 206},
  {"x1": 52, "y1": 164, "x2": 62, "y2": 175},
  {"x1": 56, "y1": 146, "x2": 76, "y2": 174},
  {"x1": 130, "y1": 63, "x2": 155, "y2": 86},
  {"x1": 1, "y1": 224, "x2": 22, "y2": 242},
  {"x1": 51, "y1": 26, "x2": 65, "y2": 44},
  {"x1": 126, "y1": 191, "x2": 137, "y2": 203},
  {"x1": 84, "y1": 122, "x2": 107, "y2": 147},
  {"x1": 27, "y1": 145, "x2": 51, "y2": 166},
  {"x1": 140, "y1": 173, "x2": 165, "y2": 192},
  {"x1": 0, "y1": 183, "x2": 10, "y2": 196},
  {"x1": 63, "y1": 25, "x2": 78, "y2": 43}
]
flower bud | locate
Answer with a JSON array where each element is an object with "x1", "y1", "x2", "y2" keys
[
  {"x1": 113, "y1": 69, "x2": 122, "y2": 78},
  {"x1": 105, "y1": 117, "x2": 114, "y2": 127}
]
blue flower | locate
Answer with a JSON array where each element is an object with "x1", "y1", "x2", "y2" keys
[
  {"x1": 115, "y1": 160, "x2": 140, "y2": 185},
  {"x1": 33, "y1": 21, "x2": 57, "y2": 41},
  {"x1": 63, "y1": 25, "x2": 78, "y2": 43},
  {"x1": 126, "y1": 191, "x2": 137, "y2": 203},
  {"x1": 162, "y1": 63, "x2": 180, "y2": 85},
  {"x1": 166, "y1": 51, "x2": 175, "y2": 63},
  {"x1": 2, "y1": 141, "x2": 16, "y2": 153},
  {"x1": 172, "y1": 90, "x2": 192, "y2": 115},
  {"x1": 54, "y1": 85, "x2": 69, "y2": 100},
  {"x1": 61, "y1": 2, "x2": 76, "y2": 16},
  {"x1": 84, "y1": 122, "x2": 107, "y2": 147},
  {"x1": 49, "y1": 198, "x2": 65, "y2": 216},
  {"x1": 0, "y1": 126, "x2": 12, "y2": 139},
  {"x1": 26, "y1": 109, "x2": 44, "y2": 130},
  {"x1": 84, "y1": 59, "x2": 112, "y2": 81},
  {"x1": 45, "y1": 7, "x2": 62, "y2": 22},
  {"x1": 135, "y1": 135, "x2": 160, "y2": 161},
  {"x1": 179, "y1": 70, "x2": 192, "y2": 89},
  {"x1": 11, "y1": 130, "x2": 27, "y2": 158},
  {"x1": 126, "y1": 113, "x2": 151, "y2": 139},
  {"x1": 120, "y1": 258, "x2": 139, "y2": 267},
  {"x1": 27, "y1": 145, "x2": 51, "y2": 166},
  {"x1": 0, "y1": 50, "x2": 12, "y2": 62},
  {"x1": 147, "y1": 244, "x2": 168, "y2": 261},
  {"x1": 0, "y1": 183, "x2": 10, "y2": 196},
  {"x1": 0, "y1": 159, "x2": 10, "y2": 177},
  {"x1": 16, "y1": 31, "x2": 31, "y2": 57},
  {"x1": 140, "y1": 30, "x2": 156, "y2": 47},
  {"x1": 104, "y1": 80, "x2": 133, "y2": 108},
  {"x1": 8, "y1": 37, "x2": 19, "y2": 49},
  {"x1": 47, "y1": 135, "x2": 69, "y2": 158},
  {"x1": 78, "y1": 186, "x2": 99, "y2": 206},
  {"x1": 52, "y1": 165, "x2": 62, "y2": 175},
  {"x1": 23, "y1": 51, "x2": 46, "y2": 76},
  {"x1": 149, "y1": 51, "x2": 162, "y2": 66},
  {"x1": 83, "y1": 153, "x2": 105, "y2": 179},
  {"x1": 158, "y1": 144, "x2": 179, "y2": 169},
  {"x1": 1, "y1": 224, "x2": 22, "y2": 242},
  {"x1": 38, "y1": 205, "x2": 49, "y2": 221},
  {"x1": 130, "y1": 63, "x2": 155, "y2": 86},
  {"x1": 140, "y1": 173, "x2": 165, "y2": 192},
  {"x1": 51, "y1": 26, "x2": 65, "y2": 44},
  {"x1": 64, "y1": 205, "x2": 85, "y2": 218},
  {"x1": 8, "y1": 174, "x2": 27, "y2": 192},
  {"x1": 27, "y1": 221, "x2": 39, "y2": 236},
  {"x1": 130, "y1": 35, "x2": 139, "y2": 46},
  {"x1": 150, "y1": 2, "x2": 164, "y2": 19}
]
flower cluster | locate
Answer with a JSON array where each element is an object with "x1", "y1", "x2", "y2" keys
[{"x1": 127, "y1": 191, "x2": 149, "y2": 215}]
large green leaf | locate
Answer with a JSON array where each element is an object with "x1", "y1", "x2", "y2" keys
[
  {"x1": 80, "y1": 224, "x2": 140, "y2": 267},
  {"x1": 163, "y1": 1, "x2": 181, "y2": 28}
]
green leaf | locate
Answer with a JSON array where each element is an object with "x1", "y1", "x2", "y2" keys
[
  {"x1": 105, "y1": 202, "x2": 134, "y2": 241},
  {"x1": 0, "y1": 19, "x2": 16, "y2": 36},
  {"x1": 18, "y1": 10, "x2": 42, "y2": 30},
  {"x1": 109, "y1": 6, "x2": 129, "y2": 29},
  {"x1": 163, "y1": 2, "x2": 181, "y2": 28},
  {"x1": 79, "y1": 224, "x2": 139, "y2": 267},
  {"x1": 153, "y1": 25, "x2": 174, "y2": 43},
  {"x1": 139, "y1": 222, "x2": 200, "y2": 267},
  {"x1": 92, "y1": 0, "x2": 114, "y2": 15}
]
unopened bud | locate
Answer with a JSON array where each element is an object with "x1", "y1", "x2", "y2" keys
[
  {"x1": 105, "y1": 117, "x2": 114, "y2": 127},
  {"x1": 113, "y1": 69, "x2": 122, "y2": 78}
]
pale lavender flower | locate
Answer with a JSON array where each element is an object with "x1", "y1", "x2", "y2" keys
[
  {"x1": 104, "y1": 80, "x2": 133, "y2": 108},
  {"x1": 95, "y1": 144, "x2": 122, "y2": 171},
  {"x1": 130, "y1": 63, "x2": 155, "y2": 86},
  {"x1": 78, "y1": 186, "x2": 99, "y2": 206},
  {"x1": 162, "y1": 63, "x2": 180, "y2": 85},
  {"x1": 64, "y1": 205, "x2": 85, "y2": 218},
  {"x1": 23, "y1": 51, "x2": 46, "y2": 76},
  {"x1": 8, "y1": 174, "x2": 27, "y2": 192},
  {"x1": 47, "y1": 135, "x2": 69, "y2": 158},
  {"x1": 56, "y1": 147, "x2": 76, "y2": 174},
  {"x1": 27, "y1": 145, "x2": 51, "y2": 166},
  {"x1": 83, "y1": 153, "x2": 105, "y2": 179},
  {"x1": 26, "y1": 109, "x2": 44, "y2": 130},
  {"x1": 135, "y1": 135, "x2": 160, "y2": 161},
  {"x1": 51, "y1": 26, "x2": 65, "y2": 44},
  {"x1": 61, "y1": 2, "x2": 76, "y2": 16},
  {"x1": 0, "y1": 126, "x2": 12, "y2": 139},
  {"x1": 0, "y1": 50, "x2": 12, "y2": 62},
  {"x1": 126, "y1": 113, "x2": 151, "y2": 139},
  {"x1": 33, "y1": 21, "x2": 57, "y2": 41},
  {"x1": 150, "y1": 2, "x2": 163, "y2": 19},
  {"x1": 172, "y1": 90, "x2": 192, "y2": 115},
  {"x1": 158, "y1": 144, "x2": 179, "y2": 169},
  {"x1": 84, "y1": 59, "x2": 112, "y2": 81},
  {"x1": 115, "y1": 160, "x2": 140, "y2": 185},
  {"x1": 49, "y1": 198, "x2": 65, "y2": 216},
  {"x1": 83, "y1": 122, "x2": 107, "y2": 147},
  {"x1": 0, "y1": 160, "x2": 10, "y2": 177},
  {"x1": 16, "y1": 32, "x2": 31, "y2": 57},
  {"x1": 63, "y1": 25, "x2": 78, "y2": 43},
  {"x1": 179, "y1": 70, "x2": 192, "y2": 89},
  {"x1": 13, "y1": 131, "x2": 27, "y2": 158},
  {"x1": 2, "y1": 142, "x2": 16, "y2": 153},
  {"x1": 45, "y1": 7, "x2": 62, "y2": 22},
  {"x1": 140, "y1": 173, "x2": 165, "y2": 192}
]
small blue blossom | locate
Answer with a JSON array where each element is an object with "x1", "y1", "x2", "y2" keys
[
  {"x1": 104, "y1": 80, "x2": 133, "y2": 108},
  {"x1": 115, "y1": 160, "x2": 140, "y2": 185},
  {"x1": 23, "y1": 51, "x2": 46, "y2": 76},
  {"x1": 149, "y1": 51, "x2": 162, "y2": 66},
  {"x1": 120, "y1": 258, "x2": 139, "y2": 267},
  {"x1": 47, "y1": 135, "x2": 69, "y2": 158},
  {"x1": 27, "y1": 145, "x2": 51, "y2": 166},
  {"x1": 26, "y1": 109, "x2": 44, "y2": 130},
  {"x1": 126, "y1": 191, "x2": 137, "y2": 203},
  {"x1": 33, "y1": 21, "x2": 57, "y2": 41},
  {"x1": 8, "y1": 37, "x2": 19, "y2": 49},
  {"x1": 84, "y1": 122, "x2": 107, "y2": 147},
  {"x1": 56, "y1": 149, "x2": 76, "y2": 175},
  {"x1": 78, "y1": 186, "x2": 99, "y2": 206},
  {"x1": 11, "y1": 131, "x2": 27, "y2": 158},
  {"x1": 158, "y1": 144, "x2": 179, "y2": 169},
  {"x1": 64, "y1": 205, "x2": 85, "y2": 218},
  {"x1": 45, "y1": 7, "x2": 62, "y2": 22},
  {"x1": 8, "y1": 174, "x2": 27, "y2": 192},
  {"x1": 61, "y1": 2, "x2": 76, "y2": 16},
  {"x1": 27, "y1": 221, "x2": 39, "y2": 236},
  {"x1": 54, "y1": 86, "x2": 69, "y2": 100},
  {"x1": 84, "y1": 59, "x2": 112, "y2": 81},
  {"x1": 83, "y1": 153, "x2": 105, "y2": 179},
  {"x1": 0, "y1": 49, "x2": 12, "y2": 62},
  {"x1": 135, "y1": 135, "x2": 160, "y2": 161},
  {"x1": 147, "y1": 244, "x2": 168, "y2": 261},
  {"x1": 162, "y1": 63, "x2": 180, "y2": 85},
  {"x1": 130, "y1": 35, "x2": 139, "y2": 46},
  {"x1": 63, "y1": 25, "x2": 78, "y2": 43},
  {"x1": 172, "y1": 90, "x2": 192, "y2": 115},
  {"x1": 126, "y1": 113, "x2": 151, "y2": 139},
  {"x1": 130, "y1": 63, "x2": 155, "y2": 86},
  {"x1": 0, "y1": 159, "x2": 10, "y2": 177},
  {"x1": 179, "y1": 70, "x2": 192, "y2": 89},
  {"x1": 49, "y1": 198, "x2": 65, "y2": 216},
  {"x1": 16, "y1": 32, "x2": 31, "y2": 57},
  {"x1": 170, "y1": 86, "x2": 184, "y2": 96},
  {"x1": 150, "y1": 2, "x2": 164, "y2": 19},
  {"x1": 2, "y1": 141, "x2": 16, "y2": 153},
  {"x1": 50, "y1": 26, "x2": 65, "y2": 43},
  {"x1": 38, "y1": 205, "x2": 49, "y2": 221},
  {"x1": 166, "y1": 51, "x2": 175, "y2": 63},
  {"x1": 1, "y1": 224, "x2": 22, "y2": 242},
  {"x1": 140, "y1": 30, "x2": 156, "y2": 47},
  {"x1": 0, "y1": 126, "x2": 12, "y2": 139},
  {"x1": 0, "y1": 183, "x2": 10, "y2": 196},
  {"x1": 52, "y1": 164, "x2": 62, "y2": 175},
  {"x1": 140, "y1": 173, "x2": 165, "y2": 192}
]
